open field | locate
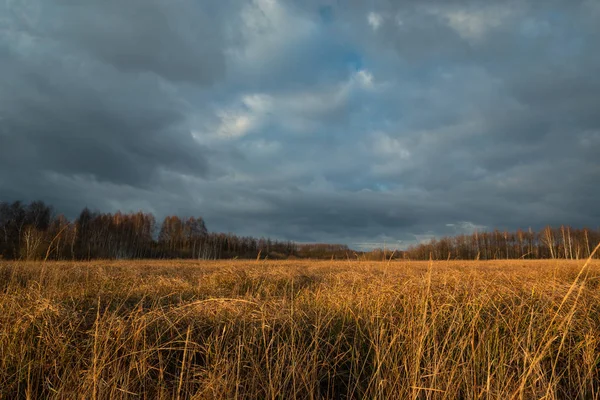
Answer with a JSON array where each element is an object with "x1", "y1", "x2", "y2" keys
[{"x1": 1, "y1": 259, "x2": 600, "y2": 399}]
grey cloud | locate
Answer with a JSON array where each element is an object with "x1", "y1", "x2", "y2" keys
[
  {"x1": 0, "y1": 1, "x2": 211, "y2": 194},
  {"x1": 45, "y1": 0, "x2": 228, "y2": 83},
  {"x1": 1, "y1": 0, "x2": 600, "y2": 247}
]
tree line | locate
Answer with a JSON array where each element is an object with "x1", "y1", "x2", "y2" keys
[
  {"x1": 0, "y1": 200, "x2": 352, "y2": 261},
  {"x1": 3, "y1": 200, "x2": 598, "y2": 262},
  {"x1": 403, "y1": 227, "x2": 600, "y2": 260}
]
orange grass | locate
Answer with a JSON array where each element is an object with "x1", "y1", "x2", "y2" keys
[{"x1": 1, "y1": 259, "x2": 600, "y2": 399}]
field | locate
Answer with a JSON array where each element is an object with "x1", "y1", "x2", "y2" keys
[{"x1": 1, "y1": 259, "x2": 600, "y2": 399}]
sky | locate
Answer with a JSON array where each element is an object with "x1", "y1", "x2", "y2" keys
[{"x1": 1, "y1": 0, "x2": 599, "y2": 249}]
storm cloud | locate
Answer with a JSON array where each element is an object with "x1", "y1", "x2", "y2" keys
[{"x1": 1, "y1": 0, "x2": 599, "y2": 249}]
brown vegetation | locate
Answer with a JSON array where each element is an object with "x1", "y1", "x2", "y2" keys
[
  {"x1": 1, "y1": 258, "x2": 600, "y2": 399},
  {"x1": 404, "y1": 226, "x2": 600, "y2": 260}
]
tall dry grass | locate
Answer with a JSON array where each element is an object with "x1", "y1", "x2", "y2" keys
[{"x1": 1, "y1": 258, "x2": 599, "y2": 399}]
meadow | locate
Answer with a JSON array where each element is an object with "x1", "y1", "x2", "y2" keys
[{"x1": 1, "y1": 258, "x2": 600, "y2": 399}]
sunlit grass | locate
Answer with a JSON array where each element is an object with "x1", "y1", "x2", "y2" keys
[{"x1": 1, "y1": 258, "x2": 599, "y2": 399}]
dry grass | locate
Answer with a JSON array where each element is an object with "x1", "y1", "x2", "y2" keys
[{"x1": 1, "y1": 258, "x2": 600, "y2": 399}]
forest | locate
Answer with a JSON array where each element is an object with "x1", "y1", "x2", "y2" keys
[
  {"x1": 403, "y1": 226, "x2": 600, "y2": 260},
  {"x1": 0, "y1": 200, "x2": 351, "y2": 260},
  {"x1": 1, "y1": 200, "x2": 598, "y2": 261}
]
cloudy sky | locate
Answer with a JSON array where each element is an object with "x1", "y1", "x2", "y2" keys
[{"x1": 1, "y1": 0, "x2": 599, "y2": 249}]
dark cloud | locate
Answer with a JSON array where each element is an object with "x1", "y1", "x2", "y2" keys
[
  {"x1": 45, "y1": 0, "x2": 227, "y2": 83},
  {"x1": 0, "y1": 54, "x2": 208, "y2": 187},
  {"x1": 0, "y1": 0, "x2": 212, "y2": 191},
  {"x1": 1, "y1": 0, "x2": 599, "y2": 248}
]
